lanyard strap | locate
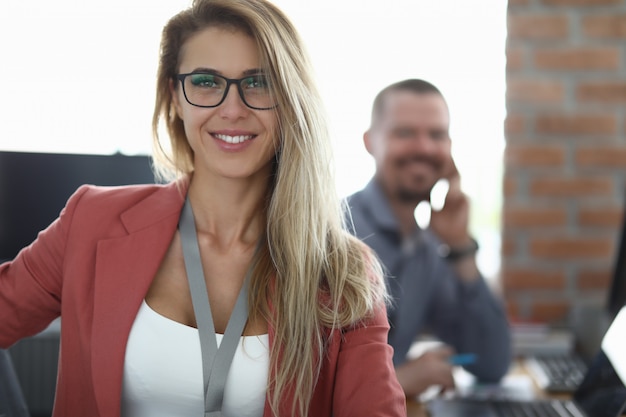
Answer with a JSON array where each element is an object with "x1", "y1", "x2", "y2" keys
[{"x1": 179, "y1": 196, "x2": 252, "y2": 417}]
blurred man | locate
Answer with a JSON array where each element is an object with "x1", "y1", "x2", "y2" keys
[{"x1": 346, "y1": 79, "x2": 511, "y2": 397}]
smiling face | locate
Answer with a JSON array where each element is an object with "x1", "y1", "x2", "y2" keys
[
  {"x1": 171, "y1": 26, "x2": 278, "y2": 182},
  {"x1": 365, "y1": 90, "x2": 451, "y2": 203}
]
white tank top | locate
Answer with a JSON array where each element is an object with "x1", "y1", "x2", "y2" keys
[{"x1": 121, "y1": 300, "x2": 269, "y2": 417}]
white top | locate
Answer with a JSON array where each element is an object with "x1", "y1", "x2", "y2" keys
[{"x1": 121, "y1": 300, "x2": 269, "y2": 417}]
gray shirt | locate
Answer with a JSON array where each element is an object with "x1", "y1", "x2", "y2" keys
[{"x1": 346, "y1": 180, "x2": 511, "y2": 382}]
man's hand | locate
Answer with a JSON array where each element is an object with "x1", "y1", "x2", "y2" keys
[
  {"x1": 426, "y1": 157, "x2": 481, "y2": 281},
  {"x1": 428, "y1": 158, "x2": 471, "y2": 248},
  {"x1": 395, "y1": 345, "x2": 456, "y2": 398}
]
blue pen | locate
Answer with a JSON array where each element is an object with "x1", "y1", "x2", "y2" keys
[{"x1": 449, "y1": 353, "x2": 477, "y2": 366}]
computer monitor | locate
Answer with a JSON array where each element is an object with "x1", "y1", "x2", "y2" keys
[
  {"x1": 0, "y1": 150, "x2": 156, "y2": 262},
  {"x1": 608, "y1": 197, "x2": 626, "y2": 321},
  {"x1": 0, "y1": 349, "x2": 29, "y2": 417},
  {"x1": 575, "y1": 305, "x2": 626, "y2": 417}
]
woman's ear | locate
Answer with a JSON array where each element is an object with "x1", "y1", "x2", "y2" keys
[{"x1": 170, "y1": 78, "x2": 183, "y2": 118}]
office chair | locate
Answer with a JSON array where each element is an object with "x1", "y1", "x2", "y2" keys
[{"x1": 0, "y1": 348, "x2": 30, "y2": 417}]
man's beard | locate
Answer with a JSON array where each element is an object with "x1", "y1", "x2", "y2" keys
[
  {"x1": 396, "y1": 186, "x2": 431, "y2": 204},
  {"x1": 393, "y1": 155, "x2": 439, "y2": 203}
]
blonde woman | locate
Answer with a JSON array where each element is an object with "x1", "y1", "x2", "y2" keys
[{"x1": 0, "y1": 0, "x2": 405, "y2": 416}]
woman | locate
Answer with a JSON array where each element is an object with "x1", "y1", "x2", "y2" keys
[{"x1": 0, "y1": 0, "x2": 406, "y2": 416}]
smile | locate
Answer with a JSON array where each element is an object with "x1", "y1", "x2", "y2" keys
[{"x1": 213, "y1": 133, "x2": 255, "y2": 144}]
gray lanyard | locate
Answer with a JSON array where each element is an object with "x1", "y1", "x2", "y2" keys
[{"x1": 179, "y1": 196, "x2": 252, "y2": 417}]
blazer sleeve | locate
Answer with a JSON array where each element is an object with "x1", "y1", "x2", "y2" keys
[
  {"x1": 332, "y1": 303, "x2": 407, "y2": 417},
  {"x1": 0, "y1": 185, "x2": 89, "y2": 348}
]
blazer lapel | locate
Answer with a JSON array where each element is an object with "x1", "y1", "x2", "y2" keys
[{"x1": 90, "y1": 180, "x2": 187, "y2": 417}]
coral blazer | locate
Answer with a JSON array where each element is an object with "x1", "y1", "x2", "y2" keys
[{"x1": 0, "y1": 180, "x2": 406, "y2": 417}]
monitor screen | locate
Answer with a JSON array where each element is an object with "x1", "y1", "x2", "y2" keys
[
  {"x1": 0, "y1": 151, "x2": 156, "y2": 262},
  {"x1": 608, "y1": 200, "x2": 626, "y2": 320},
  {"x1": 573, "y1": 306, "x2": 626, "y2": 417}
]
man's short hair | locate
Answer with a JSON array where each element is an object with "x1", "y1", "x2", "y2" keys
[{"x1": 370, "y1": 79, "x2": 444, "y2": 127}]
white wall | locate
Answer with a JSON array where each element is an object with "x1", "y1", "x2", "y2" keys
[{"x1": 0, "y1": 0, "x2": 507, "y2": 277}]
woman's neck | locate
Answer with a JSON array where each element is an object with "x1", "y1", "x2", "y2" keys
[{"x1": 187, "y1": 172, "x2": 268, "y2": 250}]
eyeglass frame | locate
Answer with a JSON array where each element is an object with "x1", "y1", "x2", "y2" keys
[{"x1": 174, "y1": 72, "x2": 277, "y2": 111}]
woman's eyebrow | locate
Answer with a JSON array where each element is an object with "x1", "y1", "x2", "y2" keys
[
  {"x1": 188, "y1": 67, "x2": 220, "y2": 74},
  {"x1": 186, "y1": 67, "x2": 265, "y2": 76},
  {"x1": 242, "y1": 68, "x2": 264, "y2": 76}
]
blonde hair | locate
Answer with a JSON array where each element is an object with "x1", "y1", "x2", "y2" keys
[{"x1": 152, "y1": 1, "x2": 387, "y2": 415}]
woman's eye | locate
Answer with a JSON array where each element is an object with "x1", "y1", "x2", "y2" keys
[
  {"x1": 190, "y1": 74, "x2": 218, "y2": 87},
  {"x1": 242, "y1": 75, "x2": 269, "y2": 90}
]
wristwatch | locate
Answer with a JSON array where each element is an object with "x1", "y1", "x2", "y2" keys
[{"x1": 438, "y1": 238, "x2": 479, "y2": 262}]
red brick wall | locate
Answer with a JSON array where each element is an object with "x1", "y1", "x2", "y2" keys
[{"x1": 503, "y1": 0, "x2": 626, "y2": 323}]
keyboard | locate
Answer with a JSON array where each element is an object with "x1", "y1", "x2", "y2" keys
[
  {"x1": 524, "y1": 354, "x2": 588, "y2": 393},
  {"x1": 492, "y1": 399, "x2": 581, "y2": 417},
  {"x1": 427, "y1": 398, "x2": 584, "y2": 417}
]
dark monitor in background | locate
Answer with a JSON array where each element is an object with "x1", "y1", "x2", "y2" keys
[
  {"x1": 571, "y1": 194, "x2": 626, "y2": 361},
  {"x1": 608, "y1": 199, "x2": 626, "y2": 321},
  {"x1": 0, "y1": 150, "x2": 156, "y2": 262},
  {"x1": 0, "y1": 349, "x2": 29, "y2": 417}
]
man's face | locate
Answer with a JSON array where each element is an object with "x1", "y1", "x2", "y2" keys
[{"x1": 365, "y1": 91, "x2": 452, "y2": 203}]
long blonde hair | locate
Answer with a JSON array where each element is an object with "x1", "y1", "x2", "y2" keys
[{"x1": 152, "y1": 1, "x2": 387, "y2": 415}]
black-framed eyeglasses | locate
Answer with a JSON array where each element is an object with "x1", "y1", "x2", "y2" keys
[{"x1": 175, "y1": 72, "x2": 276, "y2": 110}]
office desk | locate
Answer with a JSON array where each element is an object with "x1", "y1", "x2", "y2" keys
[
  {"x1": 405, "y1": 359, "x2": 560, "y2": 417},
  {"x1": 406, "y1": 399, "x2": 428, "y2": 417}
]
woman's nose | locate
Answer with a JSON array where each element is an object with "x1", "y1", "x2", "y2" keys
[{"x1": 218, "y1": 84, "x2": 249, "y2": 118}]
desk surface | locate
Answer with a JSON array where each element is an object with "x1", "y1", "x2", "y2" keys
[
  {"x1": 405, "y1": 359, "x2": 567, "y2": 417},
  {"x1": 406, "y1": 399, "x2": 428, "y2": 417}
]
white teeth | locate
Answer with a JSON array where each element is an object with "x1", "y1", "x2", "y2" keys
[{"x1": 214, "y1": 134, "x2": 254, "y2": 144}]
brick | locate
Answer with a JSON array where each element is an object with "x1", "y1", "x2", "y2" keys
[
  {"x1": 502, "y1": 268, "x2": 566, "y2": 290},
  {"x1": 577, "y1": 81, "x2": 626, "y2": 103},
  {"x1": 576, "y1": 147, "x2": 626, "y2": 167},
  {"x1": 530, "y1": 177, "x2": 613, "y2": 197},
  {"x1": 534, "y1": 47, "x2": 620, "y2": 70},
  {"x1": 505, "y1": 113, "x2": 525, "y2": 135},
  {"x1": 503, "y1": 177, "x2": 518, "y2": 197},
  {"x1": 530, "y1": 236, "x2": 614, "y2": 259},
  {"x1": 535, "y1": 113, "x2": 617, "y2": 135},
  {"x1": 507, "y1": 79, "x2": 564, "y2": 104},
  {"x1": 505, "y1": 144, "x2": 565, "y2": 167},
  {"x1": 530, "y1": 300, "x2": 570, "y2": 323},
  {"x1": 507, "y1": 47, "x2": 524, "y2": 71},
  {"x1": 578, "y1": 206, "x2": 624, "y2": 227},
  {"x1": 508, "y1": 15, "x2": 569, "y2": 40},
  {"x1": 583, "y1": 15, "x2": 626, "y2": 38},
  {"x1": 577, "y1": 268, "x2": 613, "y2": 290},
  {"x1": 503, "y1": 206, "x2": 567, "y2": 227},
  {"x1": 542, "y1": 0, "x2": 622, "y2": 5},
  {"x1": 501, "y1": 235, "x2": 517, "y2": 257}
]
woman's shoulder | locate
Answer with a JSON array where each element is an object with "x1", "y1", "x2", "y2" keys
[
  {"x1": 74, "y1": 181, "x2": 169, "y2": 201},
  {"x1": 65, "y1": 180, "x2": 185, "y2": 222}
]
